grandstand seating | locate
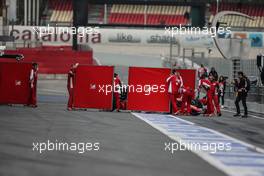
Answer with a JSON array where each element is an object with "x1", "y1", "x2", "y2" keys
[
  {"x1": 48, "y1": 1, "x2": 190, "y2": 25},
  {"x1": 209, "y1": 3, "x2": 264, "y2": 28},
  {"x1": 46, "y1": 0, "x2": 264, "y2": 27},
  {"x1": 109, "y1": 4, "x2": 191, "y2": 25},
  {"x1": 49, "y1": 0, "x2": 73, "y2": 23}
]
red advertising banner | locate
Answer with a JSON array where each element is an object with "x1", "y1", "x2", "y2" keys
[
  {"x1": 73, "y1": 65, "x2": 114, "y2": 109},
  {"x1": 127, "y1": 67, "x2": 171, "y2": 112},
  {"x1": 0, "y1": 62, "x2": 32, "y2": 104}
]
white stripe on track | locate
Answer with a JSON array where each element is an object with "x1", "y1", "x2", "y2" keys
[{"x1": 132, "y1": 113, "x2": 264, "y2": 176}]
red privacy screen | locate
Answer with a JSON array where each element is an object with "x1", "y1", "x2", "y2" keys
[
  {"x1": 177, "y1": 69, "x2": 196, "y2": 90},
  {"x1": 0, "y1": 62, "x2": 32, "y2": 104},
  {"x1": 127, "y1": 67, "x2": 171, "y2": 113},
  {"x1": 127, "y1": 68, "x2": 196, "y2": 113},
  {"x1": 73, "y1": 65, "x2": 114, "y2": 109}
]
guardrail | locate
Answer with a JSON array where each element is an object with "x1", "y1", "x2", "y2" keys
[{"x1": 225, "y1": 85, "x2": 264, "y2": 104}]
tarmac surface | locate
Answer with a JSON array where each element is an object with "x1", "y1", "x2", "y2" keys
[
  {"x1": 1, "y1": 51, "x2": 264, "y2": 176},
  {"x1": 1, "y1": 79, "x2": 264, "y2": 176}
]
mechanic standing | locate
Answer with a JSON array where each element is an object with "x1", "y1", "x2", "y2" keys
[
  {"x1": 198, "y1": 74, "x2": 213, "y2": 116},
  {"x1": 218, "y1": 76, "x2": 226, "y2": 108},
  {"x1": 166, "y1": 69, "x2": 183, "y2": 114},
  {"x1": 209, "y1": 74, "x2": 221, "y2": 116},
  {"x1": 67, "y1": 63, "x2": 79, "y2": 111},
  {"x1": 234, "y1": 71, "x2": 248, "y2": 118},
  {"x1": 114, "y1": 73, "x2": 122, "y2": 112},
  {"x1": 27, "y1": 63, "x2": 38, "y2": 108}
]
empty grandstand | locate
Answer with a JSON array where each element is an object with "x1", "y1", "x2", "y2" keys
[
  {"x1": 209, "y1": 3, "x2": 264, "y2": 28},
  {"x1": 45, "y1": 1, "x2": 264, "y2": 28},
  {"x1": 3, "y1": 0, "x2": 262, "y2": 28}
]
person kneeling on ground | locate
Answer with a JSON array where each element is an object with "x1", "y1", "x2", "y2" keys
[{"x1": 180, "y1": 86, "x2": 195, "y2": 115}]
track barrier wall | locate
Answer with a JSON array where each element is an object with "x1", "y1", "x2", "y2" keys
[
  {"x1": 0, "y1": 62, "x2": 33, "y2": 104},
  {"x1": 2, "y1": 46, "x2": 93, "y2": 74}
]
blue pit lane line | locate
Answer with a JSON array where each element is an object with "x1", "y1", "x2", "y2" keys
[{"x1": 132, "y1": 113, "x2": 264, "y2": 176}]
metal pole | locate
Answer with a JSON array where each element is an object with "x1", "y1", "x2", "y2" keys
[
  {"x1": 24, "y1": 0, "x2": 27, "y2": 25},
  {"x1": 32, "y1": 0, "x2": 35, "y2": 25},
  {"x1": 36, "y1": 0, "x2": 39, "y2": 25},
  {"x1": 216, "y1": 0, "x2": 219, "y2": 14},
  {"x1": 144, "y1": 5, "x2": 147, "y2": 25},
  {"x1": 28, "y1": 0, "x2": 31, "y2": 25},
  {"x1": 169, "y1": 33, "x2": 173, "y2": 71},
  {"x1": 104, "y1": 4, "x2": 107, "y2": 24}
]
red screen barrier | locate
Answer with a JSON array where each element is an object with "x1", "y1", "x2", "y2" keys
[
  {"x1": 0, "y1": 62, "x2": 32, "y2": 104},
  {"x1": 73, "y1": 65, "x2": 114, "y2": 109},
  {"x1": 2, "y1": 46, "x2": 93, "y2": 74},
  {"x1": 177, "y1": 69, "x2": 196, "y2": 90},
  {"x1": 127, "y1": 68, "x2": 196, "y2": 113},
  {"x1": 127, "y1": 67, "x2": 171, "y2": 113}
]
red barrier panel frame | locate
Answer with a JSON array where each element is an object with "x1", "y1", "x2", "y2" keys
[
  {"x1": 0, "y1": 62, "x2": 32, "y2": 104},
  {"x1": 177, "y1": 69, "x2": 196, "y2": 90},
  {"x1": 127, "y1": 67, "x2": 196, "y2": 113},
  {"x1": 73, "y1": 65, "x2": 114, "y2": 110},
  {"x1": 127, "y1": 67, "x2": 171, "y2": 113}
]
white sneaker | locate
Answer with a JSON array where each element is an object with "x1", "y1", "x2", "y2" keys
[{"x1": 221, "y1": 105, "x2": 224, "y2": 109}]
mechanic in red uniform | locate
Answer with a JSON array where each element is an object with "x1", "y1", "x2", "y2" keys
[
  {"x1": 180, "y1": 86, "x2": 194, "y2": 115},
  {"x1": 28, "y1": 63, "x2": 38, "y2": 107},
  {"x1": 166, "y1": 69, "x2": 183, "y2": 114},
  {"x1": 114, "y1": 73, "x2": 122, "y2": 112},
  {"x1": 67, "y1": 63, "x2": 79, "y2": 111},
  {"x1": 209, "y1": 74, "x2": 221, "y2": 116},
  {"x1": 198, "y1": 74, "x2": 213, "y2": 116}
]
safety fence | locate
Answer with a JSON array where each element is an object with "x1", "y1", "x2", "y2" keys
[{"x1": 225, "y1": 85, "x2": 264, "y2": 104}]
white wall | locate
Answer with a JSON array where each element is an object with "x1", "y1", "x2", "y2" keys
[{"x1": 8, "y1": 26, "x2": 264, "y2": 50}]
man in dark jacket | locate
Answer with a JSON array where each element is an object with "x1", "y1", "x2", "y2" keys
[
  {"x1": 234, "y1": 71, "x2": 248, "y2": 118},
  {"x1": 209, "y1": 67, "x2": 218, "y2": 81}
]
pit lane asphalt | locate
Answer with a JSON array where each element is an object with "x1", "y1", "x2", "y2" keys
[
  {"x1": 0, "y1": 97, "x2": 226, "y2": 176},
  {"x1": 1, "y1": 50, "x2": 264, "y2": 176},
  {"x1": 1, "y1": 79, "x2": 264, "y2": 176}
]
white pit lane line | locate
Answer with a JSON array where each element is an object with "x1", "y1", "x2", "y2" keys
[{"x1": 132, "y1": 113, "x2": 264, "y2": 176}]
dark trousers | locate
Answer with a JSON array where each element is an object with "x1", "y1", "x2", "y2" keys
[
  {"x1": 68, "y1": 88, "x2": 73, "y2": 108},
  {"x1": 235, "y1": 92, "x2": 248, "y2": 115},
  {"x1": 218, "y1": 94, "x2": 225, "y2": 105}
]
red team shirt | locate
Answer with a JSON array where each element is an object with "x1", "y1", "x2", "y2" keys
[{"x1": 166, "y1": 75, "x2": 183, "y2": 94}]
